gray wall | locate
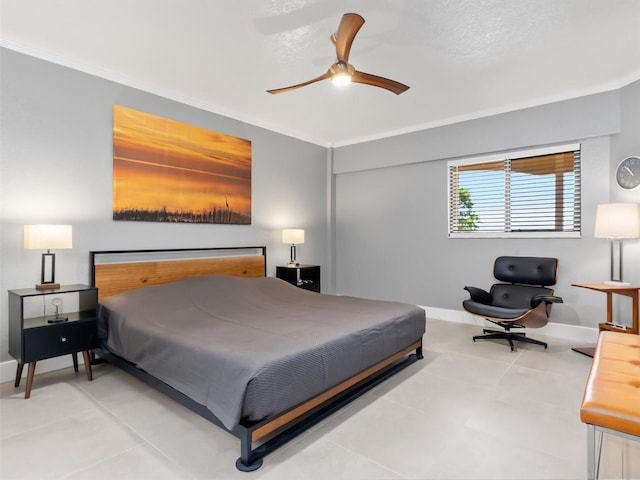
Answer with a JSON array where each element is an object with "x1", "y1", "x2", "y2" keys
[
  {"x1": 0, "y1": 48, "x2": 329, "y2": 363},
  {"x1": 612, "y1": 79, "x2": 640, "y2": 202},
  {"x1": 609, "y1": 78, "x2": 640, "y2": 303},
  {"x1": 333, "y1": 84, "x2": 640, "y2": 329},
  {"x1": 333, "y1": 91, "x2": 620, "y2": 174}
]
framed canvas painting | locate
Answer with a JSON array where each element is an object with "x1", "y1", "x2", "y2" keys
[{"x1": 113, "y1": 105, "x2": 251, "y2": 224}]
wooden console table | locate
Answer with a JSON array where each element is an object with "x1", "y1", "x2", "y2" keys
[{"x1": 571, "y1": 283, "x2": 639, "y2": 357}]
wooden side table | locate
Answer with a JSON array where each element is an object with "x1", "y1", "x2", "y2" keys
[{"x1": 571, "y1": 283, "x2": 639, "y2": 357}]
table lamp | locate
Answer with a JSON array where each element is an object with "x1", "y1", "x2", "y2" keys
[
  {"x1": 282, "y1": 229, "x2": 304, "y2": 266},
  {"x1": 594, "y1": 203, "x2": 640, "y2": 285},
  {"x1": 24, "y1": 225, "x2": 73, "y2": 290}
]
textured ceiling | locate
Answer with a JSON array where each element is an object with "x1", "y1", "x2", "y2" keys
[{"x1": 2, "y1": 0, "x2": 640, "y2": 147}]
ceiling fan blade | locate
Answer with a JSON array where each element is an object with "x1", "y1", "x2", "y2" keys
[
  {"x1": 351, "y1": 71, "x2": 410, "y2": 95},
  {"x1": 267, "y1": 71, "x2": 332, "y2": 94},
  {"x1": 267, "y1": 13, "x2": 408, "y2": 97},
  {"x1": 334, "y1": 13, "x2": 365, "y2": 64}
]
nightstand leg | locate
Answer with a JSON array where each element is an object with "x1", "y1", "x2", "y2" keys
[
  {"x1": 72, "y1": 352, "x2": 79, "y2": 372},
  {"x1": 82, "y1": 351, "x2": 93, "y2": 381},
  {"x1": 14, "y1": 362, "x2": 24, "y2": 387},
  {"x1": 25, "y1": 362, "x2": 36, "y2": 399}
]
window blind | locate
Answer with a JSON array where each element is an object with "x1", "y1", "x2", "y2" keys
[{"x1": 448, "y1": 145, "x2": 581, "y2": 237}]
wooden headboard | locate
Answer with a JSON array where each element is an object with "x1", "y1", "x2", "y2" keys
[{"x1": 90, "y1": 247, "x2": 266, "y2": 302}]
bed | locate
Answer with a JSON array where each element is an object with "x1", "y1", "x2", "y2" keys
[{"x1": 90, "y1": 246, "x2": 425, "y2": 471}]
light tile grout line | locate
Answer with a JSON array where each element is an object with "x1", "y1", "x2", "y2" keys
[
  {"x1": 311, "y1": 429, "x2": 410, "y2": 480},
  {"x1": 72, "y1": 373, "x2": 197, "y2": 476},
  {"x1": 0, "y1": 380, "x2": 101, "y2": 441}
]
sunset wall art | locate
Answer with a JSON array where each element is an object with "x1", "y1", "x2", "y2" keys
[{"x1": 112, "y1": 105, "x2": 252, "y2": 224}]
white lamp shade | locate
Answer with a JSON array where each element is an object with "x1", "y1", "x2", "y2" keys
[
  {"x1": 24, "y1": 225, "x2": 73, "y2": 249},
  {"x1": 594, "y1": 203, "x2": 640, "y2": 239},
  {"x1": 282, "y1": 229, "x2": 304, "y2": 244}
]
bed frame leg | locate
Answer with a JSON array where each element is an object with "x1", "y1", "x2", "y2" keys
[
  {"x1": 235, "y1": 457, "x2": 262, "y2": 472},
  {"x1": 235, "y1": 431, "x2": 263, "y2": 472}
]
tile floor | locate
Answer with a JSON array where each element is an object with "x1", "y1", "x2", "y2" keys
[{"x1": 1, "y1": 320, "x2": 639, "y2": 480}]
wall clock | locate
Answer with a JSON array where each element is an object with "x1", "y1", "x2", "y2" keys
[{"x1": 616, "y1": 156, "x2": 640, "y2": 190}]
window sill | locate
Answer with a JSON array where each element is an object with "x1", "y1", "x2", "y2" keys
[{"x1": 448, "y1": 231, "x2": 581, "y2": 239}]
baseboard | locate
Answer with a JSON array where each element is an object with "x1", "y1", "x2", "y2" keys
[
  {"x1": 420, "y1": 306, "x2": 599, "y2": 343},
  {"x1": 0, "y1": 356, "x2": 74, "y2": 385}
]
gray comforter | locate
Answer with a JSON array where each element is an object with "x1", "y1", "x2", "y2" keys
[{"x1": 99, "y1": 275, "x2": 425, "y2": 430}]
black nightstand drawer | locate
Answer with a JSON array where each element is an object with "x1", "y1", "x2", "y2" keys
[
  {"x1": 23, "y1": 320, "x2": 98, "y2": 362},
  {"x1": 276, "y1": 265, "x2": 321, "y2": 293}
]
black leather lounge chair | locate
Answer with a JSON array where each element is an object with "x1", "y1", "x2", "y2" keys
[{"x1": 463, "y1": 256, "x2": 563, "y2": 351}]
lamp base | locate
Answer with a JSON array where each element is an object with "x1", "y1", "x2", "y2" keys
[
  {"x1": 36, "y1": 283, "x2": 60, "y2": 291},
  {"x1": 287, "y1": 261, "x2": 300, "y2": 267},
  {"x1": 47, "y1": 317, "x2": 69, "y2": 324},
  {"x1": 603, "y1": 280, "x2": 631, "y2": 286}
]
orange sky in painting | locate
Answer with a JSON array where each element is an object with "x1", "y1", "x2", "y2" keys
[{"x1": 113, "y1": 105, "x2": 251, "y2": 215}]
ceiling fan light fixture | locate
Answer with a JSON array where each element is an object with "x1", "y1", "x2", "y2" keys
[{"x1": 332, "y1": 73, "x2": 352, "y2": 87}]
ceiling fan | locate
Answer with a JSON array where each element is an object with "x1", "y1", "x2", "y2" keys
[{"x1": 267, "y1": 13, "x2": 410, "y2": 95}]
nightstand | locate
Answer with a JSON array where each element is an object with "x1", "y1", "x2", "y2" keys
[
  {"x1": 276, "y1": 265, "x2": 321, "y2": 292},
  {"x1": 572, "y1": 283, "x2": 639, "y2": 334},
  {"x1": 8, "y1": 284, "x2": 99, "y2": 398},
  {"x1": 571, "y1": 283, "x2": 639, "y2": 357}
]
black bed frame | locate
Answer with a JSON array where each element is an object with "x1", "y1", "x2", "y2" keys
[{"x1": 90, "y1": 247, "x2": 424, "y2": 471}]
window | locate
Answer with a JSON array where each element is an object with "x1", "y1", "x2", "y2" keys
[{"x1": 448, "y1": 144, "x2": 581, "y2": 238}]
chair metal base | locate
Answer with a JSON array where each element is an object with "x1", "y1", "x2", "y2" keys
[{"x1": 473, "y1": 325, "x2": 548, "y2": 352}]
